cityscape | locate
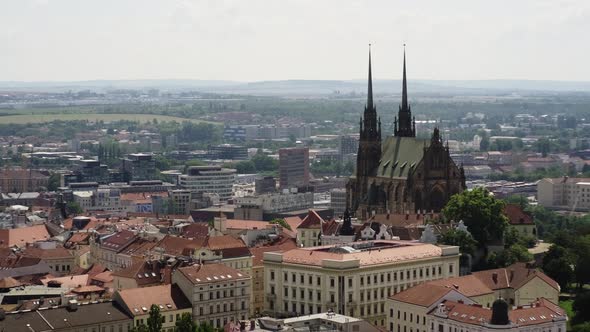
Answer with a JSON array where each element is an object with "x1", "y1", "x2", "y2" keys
[{"x1": 1, "y1": 1, "x2": 590, "y2": 332}]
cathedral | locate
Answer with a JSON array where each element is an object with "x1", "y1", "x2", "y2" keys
[{"x1": 346, "y1": 48, "x2": 466, "y2": 219}]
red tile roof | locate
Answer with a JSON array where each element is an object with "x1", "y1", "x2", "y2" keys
[
  {"x1": 390, "y1": 283, "x2": 455, "y2": 307},
  {"x1": 298, "y1": 210, "x2": 324, "y2": 229},
  {"x1": 23, "y1": 246, "x2": 73, "y2": 260},
  {"x1": 504, "y1": 204, "x2": 534, "y2": 225},
  {"x1": 0, "y1": 225, "x2": 51, "y2": 248},
  {"x1": 156, "y1": 235, "x2": 205, "y2": 257},
  {"x1": 101, "y1": 230, "x2": 136, "y2": 252},
  {"x1": 175, "y1": 263, "x2": 249, "y2": 285},
  {"x1": 206, "y1": 235, "x2": 246, "y2": 250},
  {"x1": 471, "y1": 263, "x2": 559, "y2": 292},
  {"x1": 428, "y1": 275, "x2": 494, "y2": 297},
  {"x1": 250, "y1": 238, "x2": 298, "y2": 267},
  {"x1": 116, "y1": 284, "x2": 191, "y2": 317}
]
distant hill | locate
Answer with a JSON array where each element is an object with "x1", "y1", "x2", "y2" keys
[{"x1": 1, "y1": 79, "x2": 590, "y2": 95}]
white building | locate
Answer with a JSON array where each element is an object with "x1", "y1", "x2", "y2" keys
[
  {"x1": 73, "y1": 188, "x2": 122, "y2": 212},
  {"x1": 179, "y1": 166, "x2": 236, "y2": 202},
  {"x1": 234, "y1": 190, "x2": 313, "y2": 220},
  {"x1": 537, "y1": 177, "x2": 590, "y2": 210}
]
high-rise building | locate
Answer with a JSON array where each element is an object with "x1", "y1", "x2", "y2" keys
[
  {"x1": 121, "y1": 153, "x2": 156, "y2": 181},
  {"x1": 179, "y1": 166, "x2": 236, "y2": 202},
  {"x1": 338, "y1": 135, "x2": 359, "y2": 160},
  {"x1": 279, "y1": 147, "x2": 309, "y2": 189}
]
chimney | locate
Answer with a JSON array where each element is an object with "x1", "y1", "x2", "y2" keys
[{"x1": 492, "y1": 272, "x2": 498, "y2": 284}]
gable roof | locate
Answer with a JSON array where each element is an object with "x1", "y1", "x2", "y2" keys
[
  {"x1": 504, "y1": 204, "x2": 534, "y2": 225},
  {"x1": 206, "y1": 235, "x2": 246, "y2": 250},
  {"x1": 116, "y1": 284, "x2": 191, "y2": 317},
  {"x1": 427, "y1": 275, "x2": 494, "y2": 297},
  {"x1": 390, "y1": 283, "x2": 455, "y2": 307},
  {"x1": 156, "y1": 235, "x2": 204, "y2": 257},
  {"x1": 378, "y1": 136, "x2": 430, "y2": 178},
  {"x1": 471, "y1": 263, "x2": 559, "y2": 292},
  {"x1": 298, "y1": 210, "x2": 324, "y2": 229}
]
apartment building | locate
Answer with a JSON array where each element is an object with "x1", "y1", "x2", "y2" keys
[
  {"x1": 263, "y1": 240, "x2": 460, "y2": 327},
  {"x1": 172, "y1": 263, "x2": 251, "y2": 329},
  {"x1": 537, "y1": 177, "x2": 590, "y2": 210}
]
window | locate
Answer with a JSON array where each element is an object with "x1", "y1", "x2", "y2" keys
[
  {"x1": 317, "y1": 291, "x2": 321, "y2": 301},
  {"x1": 438, "y1": 266, "x2": 442, "y2": 275},
  {"x1": 300, "y1": 289, "x2": 304, "y2": 299},
  {"x1": 300, "y1": 274, "x2": 304, "y2": 284},
  {"x1": 394, "y1": 272, "x2": 397, "y2": 281},
  {"x1": 270, "y1": 271, "x2": 275, "y2": 281},
  {"x1": 284, "y1": 273, "x2": 288, "y2": 282},
  {"x1": 292, "y1": 273, "x2": 296, "y2": 283},
  {"x1": 348, "y1": 278, "x2": 353, "y2": 288},
  {"x1": 387, "y1": 273, "x2": 391, "y2": 282},
  {"x1": 309, "y1": 275, "x2": 312, "y2": 284},
  {"x1": 317, "y1": 276, "x2": 321, "y2": 286},
  {"x1": 360, "y1": 276, "x2": 364, "y2": 286},
  {"x1": 330, "y1": 293, "x2": 335, "y2": 303},
  {"x1": 330, "y1": 278, "x2": 335, "y2": 287},
  {"x1": 449, "y1": 264, "x2": 454, "y2": 274}
]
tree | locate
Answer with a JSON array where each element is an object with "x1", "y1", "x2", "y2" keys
[
  {"x1": 47, "y1": 172, "x2": 61, "y2": 191},
  {"x1": 572, "y1": 322, "x2": 590, "y2": 332},
  {"x1": 442, "y1": 188, "x2": 508, "y2": 249},
  {"x1": 270, "y1": 218, "x2": 292, "y2": 231},
  {"x1": 130, "y1": 325, "x2": 149, "y2": 332},
  {"x1": 251, "y1": 151, "x2": 278, "y2": 172},
  {"x1": 195, "y1": 322, "x2": 216, "y2": 332},
  {"x1": 439, "y1": 229, "x2": 477, "y2": 255},
  {"x1": 235, "y1": 160, "x2": 256, "y2": 174},
  {"x1": 573, "y1": 292, "x2": 590, "y2": 324},
  {"x1": 487, "y1": 244, "x2": 532, "y2": 268},
  {"x1": 66, "y1": 202, "x2": 83, "y2": 215},
  {"x1": 542, "y1": 245, "x2": 574, "y2": 290},
  {"x1": 175, "y1": 312, "x2": 196, "y2": 332},
  {"x1": 574, "y1": 235, "x2": 590, "y2": 288},
  {"x1": 147, "y1": 304, "x2": 163, "y2": 332}
]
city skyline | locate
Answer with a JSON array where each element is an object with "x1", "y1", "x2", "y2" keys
[{"x1": 1, "y1": 0, "x2": 590, "y2": 82}]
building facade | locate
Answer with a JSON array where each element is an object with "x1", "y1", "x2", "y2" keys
[
  {"x1": 178, "y1": 166, "x2": 236, "y2": 202},
  {"x1": 347, "y1": 49, "x2": 465, "y2": 219},
  {"x1": 172, "y1": 263, "x2": 251, "y2": 329},
  {"x1": 537, "y1": 177, "x2": 590, "y2": 211},
  {"x1": 263, "y1": 240, "x2": 460, "y2": 327},
  {"x1": 279, "y1": 147, "x2": 310, "y2": 189}
]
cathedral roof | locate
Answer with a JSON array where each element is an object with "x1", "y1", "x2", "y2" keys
[{"x1": 377, "y1": 136, "x2": 430, "y2": 178}]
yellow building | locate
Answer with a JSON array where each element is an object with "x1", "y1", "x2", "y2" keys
[
  {"x1": 296, "y1": 210, "x2": 323, "y2": 247},
  {"x1": 263, "y1": 240, "x2": 460, "y2": 327},
  {"x1": 249, "y1": 238, "x2": 298, "y2": 316},
  {"x1": 114, "y1": 284, "x2": 192, "y2": 332}
]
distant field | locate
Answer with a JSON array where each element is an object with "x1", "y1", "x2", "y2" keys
[{"x1": 0, "y1": 113, "x2": 215, "y2": 124}]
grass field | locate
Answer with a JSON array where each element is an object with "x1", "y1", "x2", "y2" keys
[
  {"x1": 559, "y1": 299, "x2": 574, "y2": 330},
  {"x1": 0, "y1": 113, "x2": 215, "y2": 124}
]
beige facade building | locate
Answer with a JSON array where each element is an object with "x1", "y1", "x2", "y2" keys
[
  {"x1": 263, "y1": 240, "x2": 460, "y2": 327},
  {"x1": 0, "y1": 169, "x2": 49, "y2": 193},
  {"x1": 537, "y1": 177, "x2": 590, "y2": 210},
  {"x1": 172, "y1": 263, "x2": 251, "y2": 329},
  {"x1": 114, "y1": 284, "x2": 192, "y2": 332},
  {"x1": 387, "y1": 263, "x2": 560, "y2": 332}
]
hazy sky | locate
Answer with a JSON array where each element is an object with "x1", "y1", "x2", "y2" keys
[{"x1": 1, "y1": 0, "x2": 589, "y2": 82}]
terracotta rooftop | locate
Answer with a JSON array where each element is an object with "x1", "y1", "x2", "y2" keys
[
  {"x1": 278, "y1": 241, "x2": 445, "y2": 267},
  {"x1": 41, "y1": 274, "x2": 89, "y2": 289},
  {"x1": 116, "y1": 284, "x2": 191, "y2": 317},
  {"x1": 180, "y1": 223, "x2": 209, "y2": 238},
  {"x1": 437, "y1": 298, "x2": 566, "y2": 327},
  {"x1": 206, "y1": 235, "x2": 246, "y2": 250},
  {"x1": 504, "y1": 204, "x2": 534, "y2": 225},
  {"x1": 298, "y1": 210, "x2": 324, "y2": 229},
  {"x1": 0, "y1": 224, "x2": 51, "y2": 248},
  {"x1": 176, "y1": 263, "x2": 249, "y2": 285},
  {"x1": 471, "y1": 263, "x2": 559, "y2": 292},
  {"x1": 0, "y1": 276, "x2": 22, "y2": 288},
  {"x1": 223, "y1": 219, "x2": 272, "y2": 230},
  {"x1": 23, "y1": 246, "x2": 73, "y2": 260},
  {"x1": 156, "y1": 235, "x2": 205, "y2": 257},
  {"x1": 428, "y1": 274, "x2": 494, "y2": 297},
  {"x1": 283, "y1": 216, "x2": 303, "y2": 238},
  {"x1": 112, "y1": 261, "x2": 163, "y2": 287},
  {"x1": 250, "y1": 238, "x2": 298, "y2": 267},
  {"x1": 101, "y1": 230, "x2": 136, "y2": 252},
  {"x1": 390, "y1": 283, "x2": 456, "y2": 307}
]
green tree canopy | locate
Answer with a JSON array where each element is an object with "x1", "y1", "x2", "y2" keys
[
  {"x1": 541, "y1": 245, "x2": 575, "y2": 290},
  {"x1": 175, "y1": 312, "x2": 196, "y2": 332},
  {"x1": 147, "y1": 304, "x2": 163, "y2": 332},
  {"x1": 439, "y1": 229, "x2": 477, "y2": 255},
  {"x1": 487, "y1": 244, "x2": 533, "y2": 268},
  {"x1": 442, "y1": 188, "x2": 508, "y2": 248}
]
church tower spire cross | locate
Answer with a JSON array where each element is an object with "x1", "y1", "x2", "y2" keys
[{"x1": 394, "y1": 44, "x2": 416, "y2": 137}]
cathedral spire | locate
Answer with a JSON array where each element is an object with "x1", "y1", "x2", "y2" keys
[
  {"x1": 401, "y1": 45, "x2": 408, "y2": 112},
  {"x1": 367, "y1": 44, "x2": 374, "y2": 111},
  {"x1": 394, "y1": 44, "x2": 416, "y2": 137}
]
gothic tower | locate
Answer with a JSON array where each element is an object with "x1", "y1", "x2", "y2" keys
[
  {"x1": 353, "y1": 46, "x2": 382, "y2": 212},
  {"x1": 394, "y1": 46, "x2": 416, "y2": 137}
]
